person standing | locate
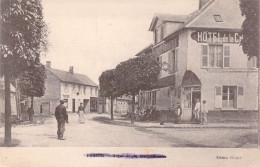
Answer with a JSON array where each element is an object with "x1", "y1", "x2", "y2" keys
[
  {"x1": 55, "y1": 100, "x2": 69, "y2": 140},
  {"x1": 78, "y1": 103, "x2": 85, "y2": 124},
  {"x1": 27, "y1": 106, "x2": 34, "y2": 122},
  {"x1": 201, "y1": 100, "x2": 208, "y2": 124},
  {"x1": 194, "y1": 99, "x2": 201, "y2": 123},
  {"x1": 176, "y1": 103, "x2": 182, "y2": 124}
]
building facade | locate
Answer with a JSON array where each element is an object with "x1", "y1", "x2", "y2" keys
[
  {"x1": 138, "y1": 0, "x2": 258, "y2": 120},
  {"x1": 32, "y1": 61, "x2": 98, "y2": 115}
]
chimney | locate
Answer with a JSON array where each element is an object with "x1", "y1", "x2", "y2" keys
[
  {"x1": 69, "y1": 66, "x2": 74, "y2": 74},
  {"x1": 199, "y1": 0, "x2": 210, "y2": 10},
  {"x1": 46, "y1": 61, "x2": 51, "y2": 68}
]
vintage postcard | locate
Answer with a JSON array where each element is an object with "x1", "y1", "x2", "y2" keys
[{"x1": 0, "y1": 0, "x2": 259, "y2": 166}]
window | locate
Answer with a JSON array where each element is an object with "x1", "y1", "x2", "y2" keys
[
  {"x1": 78, "y1": 85, "x2": 81, "y2": 93},
  {"x1": 159, "y1": 56, "x2": 162, "y2": 76},
  {"x1": 64, "y1": 83, "x2": 69, "y2": 93},
  {"x1": 155, "y1": 29, "x2": 159, "y2": 44},
  {"x1": 249, "y1": 56, "x2": 257, "y2": 68},
  {"x1": 95, "y1": 87, "x2": 97, "y2": 96},
  {"x1": 147, "y1": 92, "x2": 151, "y2": 106},
  {"x1": 223, "y1": 46, "x2": 230, "y2": 67},
  {"x1": 201, "y1": 45, "x2": 230, "y2": 68},
  {"x1": 222, "y1": 86, "x2": 237, "y2": 108},
  {"x1": 168, "y1": 48, "x2": 178, "y2": 73},
  {"x1": 73, "y1": 84, "x2": 76, "y2": 93},
  {"x1": 209, "y1": 45, "x2": 223, "y2": 67},
  {"x1": 214, "y1": 15, "x2": 223, "y2": 22},
  {"x1": 84, "y1": 86, "x2": 86, "y2": 94},
  {"x1": 152, "y1": 91, "x2": 157, "y2": 106},
  {"x1": 160, "y1": 25, "x2": 165, "y2": 41},
  {"x1": 91, "y1": 87, "x2": 93, "y2": 95},
  {"x1": 201, "y1": 45, "x2": 208, "y2": 67}
]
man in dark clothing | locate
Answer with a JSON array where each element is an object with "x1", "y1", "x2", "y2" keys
[
  {"x1": 27, "y1": 106, "x2": 34, "y2": 122},
  {"x1": 55, "y1": 100, "x2": 69, "y2": 140}
]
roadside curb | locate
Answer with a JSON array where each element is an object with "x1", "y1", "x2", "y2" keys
[{"x1": 94, "y1": 117, "x2": 257, "y2": 129}]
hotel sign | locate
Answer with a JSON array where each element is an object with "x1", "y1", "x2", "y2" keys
[
  {"x1": 191, "y1": 31, "x2": 243, "y2": 43},
  {"x1": 153, "y1": 36, "x2": 179, "y2": 57}
]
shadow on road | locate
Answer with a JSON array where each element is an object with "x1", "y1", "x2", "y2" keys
[
  {"x1": 231, "y1": 133, "x2": 257, "y2": 148},
  {"x1": 0, "y1": 137, "x2": 21, "y2": 147}
]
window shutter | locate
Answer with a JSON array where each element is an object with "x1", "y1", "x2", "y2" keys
[
  {"x1": 237, "y1": 86, "x2": 245, "y2": 109},
  {"x1": 214, "y1": 86, "x2": 222, "y2": 109},
  {"x1": 201, "y1": 45, "x2": 208, "y2": 67},
  {"x1": 223, "y1": 46, "x2": 230, "y2": 67},
  {"x1": 175, "y1": 48, "x2": 179, "y2": 71}
]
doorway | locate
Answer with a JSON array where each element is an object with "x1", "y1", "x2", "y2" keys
[
  {"x1": 191, "y1": 91, "x2": 201, "y2": 120},
  {"x1": 72, "y1": 99, "x2": 75, "y2": 113}
]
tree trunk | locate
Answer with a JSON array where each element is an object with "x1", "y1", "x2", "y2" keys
[
  {"x1": 131, "y1": 93, "x2": 135, "y2": 124},
  {"x1": 110, "y1": 96, "x2": 114, "y2": 120},
  {"x1": 4, "y1": 61, "x2": 12, "y2": 147},
  {"x1": 15, "y1": 79, "x2": 21, "y2": 120},
  {"x1": 31, "y1": 96, "x2": 34, "y2": 109}
]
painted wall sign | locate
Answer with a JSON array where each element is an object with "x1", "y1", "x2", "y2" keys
[
  {"x1": 191, "y1": 31, "x2": 243, "y2": 43},
  {"x1": 153, "y1": 36, "x2": 179, "y2": 57}
]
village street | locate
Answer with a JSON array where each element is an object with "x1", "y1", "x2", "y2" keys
[{"x1": 0, "y1": 113, "x2": 257, "y2": 148}]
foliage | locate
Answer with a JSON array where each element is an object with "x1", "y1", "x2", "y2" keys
[
  {"x1": 0, "y1": 0, "x2": 48, "y2": 77},
  {"x1": 99, "y1": 69, "x2": 117, "y2": 98},
  {"x1": 239, "y1": 0, "x2": 259, "y2": 59},
  {"x1": 0, "y1": 0, "x2": 48, "y2": 146},
  {"x1": 115, "y1": 56, "x2": 160, "y2": 96},
  {"x1": 18, "y1": 61, "x2": 46, "y2": 98}
]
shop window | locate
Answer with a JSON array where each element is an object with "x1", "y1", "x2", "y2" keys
[{"x1": 214, "y1": 15, "x2": 223, "y2": 22}]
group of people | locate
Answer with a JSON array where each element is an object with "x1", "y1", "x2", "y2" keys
[
  {"x1": 54, "y1": 100, "x2": 85, "y2": 140},
  {"x1": 193, "y1": 99, "x2": 208, "y2": 124}
]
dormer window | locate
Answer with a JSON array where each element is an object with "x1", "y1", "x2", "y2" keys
[{"x1": 214, "y1": 15, "x2": 223, "y2": 22}]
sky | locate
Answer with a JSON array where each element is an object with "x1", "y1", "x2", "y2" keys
[{"x1": 41, "y1": 0, "x2": 199, "y2": 84}]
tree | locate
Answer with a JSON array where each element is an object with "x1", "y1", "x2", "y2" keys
[
  {"x1": 18, "y1": 61, "x2": 46, "y2": 110},
  {"x1": 239, "y1": 0, "x2": 259, "y2": 148},
  {"x1": 0, "y1": 0, "x2": 48, "y2": 146},
  {"x1": 99, "y1": 69, "x2": 117, "y2": 120},
  {"x1": 115, "y1": 56, "x2": 160, "y2": 124}
]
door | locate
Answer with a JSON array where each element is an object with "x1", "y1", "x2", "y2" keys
[
  {"x1": 72, "y1": 99, "x2": 75, "y2": 113},
  {"x1": 83, "y1": 99, "x2": 89, "y2": 112},
  {"x1": 192, "y1": 91, "x2": 201, "y2": 119},
  {"x1": 90, "y1": 97, "x2": 97, "y2": 112}
]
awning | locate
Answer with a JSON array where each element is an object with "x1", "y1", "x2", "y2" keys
[
  {"x1": 181, "y1": 70, "x2": 201, "y2": 86},
  {"x1": 157, "y1": 75, "x2": 175, "y2": 88}
]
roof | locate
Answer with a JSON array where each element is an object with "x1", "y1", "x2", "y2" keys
[
  {"x1": 150, "y1": 0, "x2": 244, "y2": 37},
  {"x1": 135, "y1": 43, "x2": 153, "y2": 57},
  {"x1": 47, "y1": 68, "x2": 98, "y2": 87},
  {"x1": 185, "y1": 0, "x2": 244, "y2": 29},
  {"x1": 149, "y1": 14, "x2": 188, "y2": 31}
]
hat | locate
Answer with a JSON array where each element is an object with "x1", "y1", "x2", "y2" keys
[{"x1": 60, "y1": 100, "x2": 65, "y2": 104}]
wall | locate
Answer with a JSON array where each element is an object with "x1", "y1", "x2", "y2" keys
[
  {"x1": 187, "y1": 29, "x2": 258, "y2": 111},
  {"x1": 60, "y1": 82, "x2": 98, "y2": 112}
]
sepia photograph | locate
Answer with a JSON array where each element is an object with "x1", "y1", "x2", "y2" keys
[{"x1": 0, "y1": 0, "x2": 259, "y2": 166}]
